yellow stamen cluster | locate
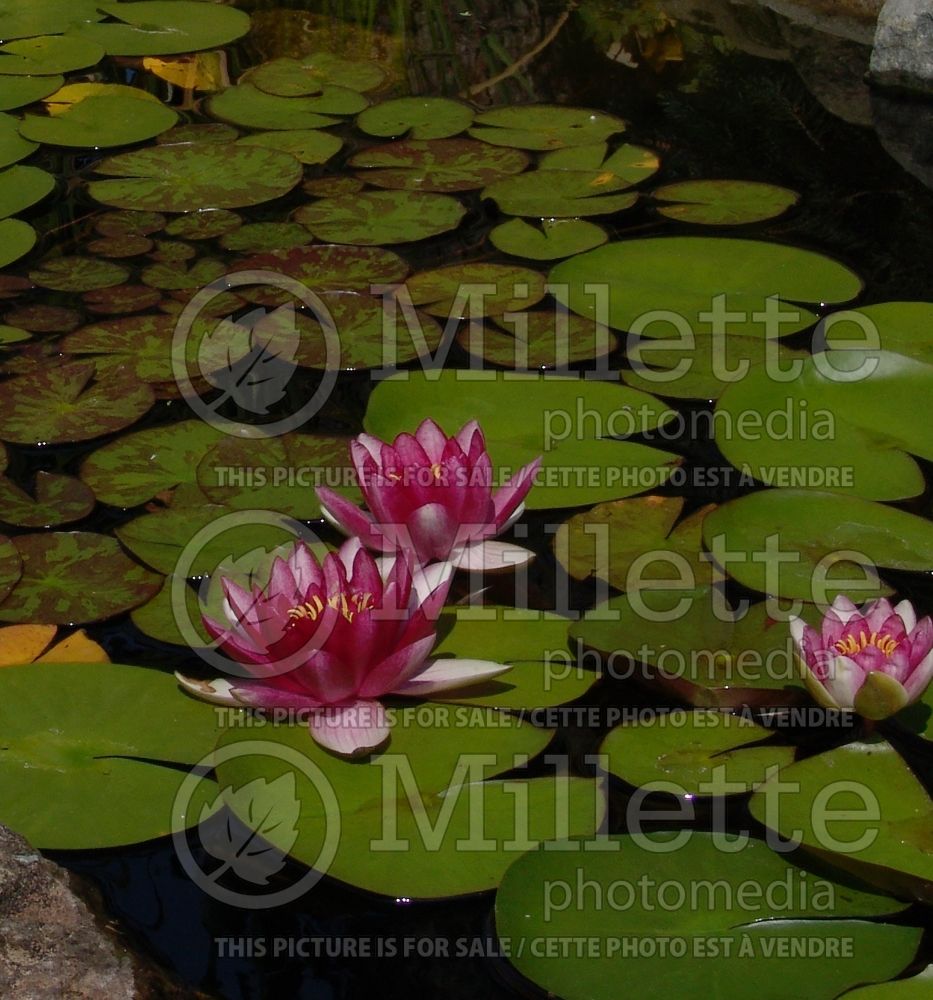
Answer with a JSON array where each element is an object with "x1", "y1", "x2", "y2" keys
[
  {"x1": 834, "y1": 631, "x2": 899, "y2": 658},
  {"x1": 288, "y1": 591, "x2": 375, "y2": 625}
]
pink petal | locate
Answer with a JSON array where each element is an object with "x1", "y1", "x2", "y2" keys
[
  {"x1": 822, "y1": 655, "x2": 864, "y2": 710},
  {"x1": 231, "y1": 681, "x2": 322, "y2": 711},
  {"x1": 894, "y1": 599, "x2": 918, "y2": 633},
  {"x1": 316, "y1": 487, "x2": 383, "y2": 545},
  {"x1": 393, "y1": 657, "x2": 511, "y2": 696},
  {"x1": 406, "y1": 502, "x2": 459, "y2": 562},
  {"x1": 492, "y1": 456, "x2": 541, "y2": 528},
  {"x1": 358, "y1": 633, "x2": 436, "y2": 698},
  {"x1": 904, "y1": 649, "x2": 933, "y2": 700},
  {"x1": 308, "y1": 699, "x2": 389, "y2": 756},
  {"x1": 863, "y1": 598, "x2": 895, "y2": 633},
  {"x1": 452, "y1": 540, "x2": 536, "y2": 573},
  {"x1": 288, "y1": 542, "x2": 324, "y2": 594},
  {"x1": 414, "y1": 418, "x2": 449, "y2": 462}
]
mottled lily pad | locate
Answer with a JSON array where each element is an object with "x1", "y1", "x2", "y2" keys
[
  {"x1": 295, "y1": 189, "x2": 466, "y2": 245},
  {"x1": 235, "y1": 243, "x2": 409, "y2": 292},
  {"x1": 219, "y1": 222, "x2": 311, "y2": 253},
  {"x1": 207, "y1": 82, "x2": 359, "y2": 129},
  {"x1": 654, "y1": 179, "x2": 799, "y2": 225},
  {"x1": 489, "y1": 217, "x2": 607, "y2": 260},
  {"x1": 90, "y1": 143, "x2": 303, "y2": 212},
  {"x1": 0, "y1": 472, "x2": 95, "y2": 528},
  {"x1": 357, "y1": 96, "x2": 473, "y2": 139},
  {"x1": 0, "y1": 532, "x2": 161, "y2": 624},
  {"x1": 29, "y1": 256, "x2": 128, "y2": 292},
  {"x1": 0, "y1": 361, "x2": 154, "y2": 445},
  {"x1": 0, "y1": 164, "x2": 53, "y2": 219},
  {"x1": 164, "y1": 208, "x2": 241, "y2": 240},
  {"x1": 20, "y1": 93, "x2": 177, "y2": 147},
  {"x1": 61, "y1": 314, "x2": 186, "y2": 384},
  {"x1": 157, "y1": 122, "x2": 238, "y2": 145},
  {"x1": 0, "y1": 534, "x2": 20, "y2": 604},
  {"x1": 95, "y1": 209, "x2": 166, "y2": 236},
  {"x1": 141, "y1": 258, "x2": 225, "y2": 291},
  {"x1": 82, "y1": 284, "x2": 161, "y2": 314},
  {"x1": 86, "y1": 234, "x2": 153, "y2": 258},
  {"x1": 350, "y1": 137, "x2": 528, "y2": 192},
  {"x1": 303, "y1": 176, "x2": 363, "y2": 198},
  {"x1": 405, "y1": 262, "x2": 546, "y2": 317},
  {"x1": 236, "y1": 128, "x2": 341, "y2": 165},
  {"x1": 0, "y1": 218, "x2": 35, "y2": 267},
  {"x1": 70, "y1": 1, "x2": 251, "y2": 56},
  {"x1": 0, "y1": 35, "x2": 103, "y2": 75},
  {"x1": 244, "y1": 53, "x2": 386, "y2": 96},
  {"x1": 469, "y1": 105, "x2": 626, "y2": 150},
  {"x1": 4, "y1": 303, "x2": 78, "y2": 331}
]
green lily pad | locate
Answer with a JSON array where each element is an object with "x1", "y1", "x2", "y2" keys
[
  {"x1": 0, "y1": 534, "x2": 20, "y2": 603},
  {"x1": 702, "y1": 489, "x2": 933, "y2": 601},
  {"x1": 244, "y1": 53, "x2": 386, "y2": 96},
  {"x1": 79, "y1": 420, "x2": 225, "y2": 507},
  {"x1": 624, "y1": 333, "x2": 810, "y2": 400},
  {"x1": 0, "y1": 361, "x2": 153, "y2": 445},
  {"x1": 654, "y1": 179, "x2": 799, "y2": 225},
  {"x1": 164, "y1": 208, "x2": 241, "y2": 240},
  {"x1": 469, "y1": 105, "x2": 626, "y2": 150},
  {"x1": 0, "y1": 74, "x2": 63, "y2": 111},
  {"x1": 207, "y1": 83, "x2": 359, "y2": 129},
  {"x1": 20, "y1": 93, "x2": 177, "y2": 146},
  {"x1": 483, "y1": 170, "x2": 639, "y2": 218},
  {"x1": 0, "y1": 0, "x2": 105, "y2": 41},
  {"x1": 429, "y1": 606, "x2": 598, "y2": 710},
  {"x1": 0, "y1": 218, "x2": 35, "y2": 267},
  {"x1": 216, "y1": 716, "x2": 604, "y2": 898},
  {"x1": 356, "y1": 96, "x2": 473, "y2": 140},
  {"x1": 90, "y1": 142, "x2": 303, "y2": 212},
  {"x1": 195, "y1": 433, "x2": 357, "y2": 520},
  {"x1": 0, "y1": 164, "x2": 52, "y2": 219},
  {"x1": 0, "y1": 531, "x2": 161, "y2": 624},
  {"x1": 70, "y1": 0, "x2": 250, "y2": 56},
  {"x1": 404, "y1": 262, "x2": 547, "y2": 318},
  {"x1": 295, "y1": 189, "x2": 465, "y2": 245},
  {"x1": 553, "y1": 496, "x2": 713, "y2": 591},
  {"x1": 350, "y1": 137, "x2": 528, "y2": 192},
  {"x1": 496, "y1": 832, "x2": 918, "y2": 1000},
  {"x1": 365, "y1": 370, "x2": 681, "y2": 509},
  {"x1": 822, "y1": 302, "x2": 933, "y2": 365},
  {"x1": 0, "y1": 662, "x2": 219, "y2": 848},
  {"x1": 0, "y1": 113, "x2": 37, "y2": 168},
  {"x1": 83, "y1": 284, "x2": 162, "y2": 314},
  {"x1": 303, "y1": 176, "x2": 364, "y2": 198},
  {"x1": 0, "y1": 34, "x2": 103, "y2": 75},
  {"x1": 0, "y1": 323, "x2": 28, "y2": 343},
  {"x1": 235, "y1": 243, "x2": 409, "y2": 293},
  {"x1": 29, "y1": 256, "x2": 128, "y2": 292},
  {"x1": 839, "y1": 965, "x2": 933, "y2": 997},
  {"x1": 0, "y1": 472, "x2": 95, "y2": 528},
  {"x1": 749, "y1": 740, "x2": 933, "y2": 903},
  {"x1": 457, "y1": 309, "x2": 617, "y2": 369},
  {"x1": 570, "y1": 588, "x2": 812, "y2": 710},
  {"x1": 549, "y1": 237, "x2": 861, "y2": 336},
  {"x1": 236, "y1": 128, "x2": 342, "y2": 165},
  {"x1": 893, "y1": 684, "x2": 933, "y2": 743},
  {"x1": 540, "y1": 141, "x2": 660, "y2": 181},
  {"x1": 157, "y1": 122, "x2": 238, "y2": 146},
  {"x1": 130, "y1": 575, "x2": 210, "y2": 646},
  {"x1": 490, "y1": 217, "x2": 608, "y2": 260},
  {"x1": 218, "y1": 222, "x2": 311, "y2": 253},
  {"x1": 714, "y1": 351, "x2": 933, "y2": 500},
  {"x1": 601, "y1": 709, "x2": 796, "y2": 795}
]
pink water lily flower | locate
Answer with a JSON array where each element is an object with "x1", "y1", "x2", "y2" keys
[
  {"x1": 176, "y1": 538, "x2": 509, "y2": 756},
  {"x1": 315, "y1": 418, "x2": 540, "y2": 572},
  {"x1": 790, "y1": 595, "x2": 933, "y2": 720}
]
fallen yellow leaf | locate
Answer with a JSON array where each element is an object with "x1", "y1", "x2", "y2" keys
[{"x1": 0, "y1": 624, "x2": 109, "y2": 667}]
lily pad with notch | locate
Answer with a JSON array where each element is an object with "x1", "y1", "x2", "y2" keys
[
  {"x1": 207, "y1": 82, "x2": 360, "y2": 129},
  {"x1": 356, "y1": 96, "x2": 473, "y2": 140},
  {"x1": 653, "y1": 179, "x2": 799, "y2": 225},
  {"x1": 489, "y1": 217, "x2": 608, "y2": 260},
  {"x1": 0, "y1": 471, "x2": 95, "y2": 528},
  {"x1": 469, "y1": 105, "x2": 627, "y2": 150}
]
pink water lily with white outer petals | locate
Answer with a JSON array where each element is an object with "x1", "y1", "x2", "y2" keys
[
  {"x1": 315, "y1": 418, "x2": 540, "y2": 573},
  {"x1": 790, "y1": 595, "x2": 933, "y2": 720},
  {"x1": 176, "y1": 538, "x2": 510, "y2": 756}
]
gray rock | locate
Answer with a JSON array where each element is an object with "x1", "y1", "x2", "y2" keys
[
  {"x1": 872, "y1": 89, "x2": 933, "y2": 187},
  {"x1": 870, "y1": 0, "x2": 933, "y2": 96}
]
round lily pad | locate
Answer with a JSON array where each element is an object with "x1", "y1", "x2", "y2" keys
[
  {"x1": 29, "y1": 256, "x2": 128, "y2": 292},
  {"x1": 86, "y1": 234, "x2": 154, "y2": 258},
  {"x1": 495, "y1": 832, "x2": 918, "y2": 1000},
  {"x1": 483, "y1": 169, "x2": 639, "y2": 217},
  {"x1": 70, "y1": 0, "x2": 251, "y2": 56},
  {"x1": 207, "y1": 82, "x2": 360, "y2": 129},
  {"x1": 147, "y1": 239, "x2": 195, "y2": 264},
  {"x1": 0, "y1": 34, "x2": 104, "y2": 75},
  {"x1": 90, "y1": 142, "x2": 303, "y2": 212},
  {"x1": 0, "y1": 324, "x2": 28, "y2": 344},
  {"x1": 654, "y1": 179, "x2": 799, "y2": 225},
  {"x1": 82, "y1": 284, "x2": 161, "y2": 314},
  {"x1": 244, "y1": 53, "x2": 386, "y2": 95},
  {"x1": 141, "y1": 258, "x2": 225, "y2": 291},
  {"x1": 469, "y1": 105, "x2": 627, "y2": 150},
  {"x1": 0, "y1": 73, "x2": 63, "y2": 111},
  {"x1": 840, "y1": 967, "x2": 933, "y2": 998},
  {"x1": 0, "y1": 218, "x2": 35, "y2": 267},
  {"x1": 549, "y1": 237, "x2": 862, "y2": 337},
  {"x1": 164, "y1": 208, "x2": 241, "y2": 240},
  {"x1": 490, "y1": 217, "x2": 608, "y2": 260},
  {"x1": 236, "y1": 128, "x2": 341, "y2": 165},
  {"x1": 0, "y1": 112, "x2": 36, "y2": 168},
  {"x1": 4, "y1": 303, "x2": 78, "y2": 331},
  {"x1": 130, "y1": 575, "x2": 209, "y2": 646},
  {"x1": 218, "y1": 222, "x2": 311, "y2": 253},
  {"x1": 295, "y1": 189, "x2": 466, "y2": 245},
  {"x1": 303, "y1": 176, "x2": 363, "y2": 198},
  {"x1": 95, "y1": 209, "x2": 166, "y2": 236},
  {"x1": 0, "y1": 534, "x2": 21, "y2": 604},
  {"x1": 601, "y1": 709, "x2": 796, "y2": 795},
  {"x1": 750, "y1": 739, "x2": 933, "y2": 903},
  {"x1": 405, "y1": 262, "x2": 547, "y2": 317},
  {"x1": 356, "y1": 96, "x2": 473, "y2": 139},
  {"x1": 350, "y1": 137, "x2": 529, "y2": 192},
  {"x1": 0, "y1": 661, "x2": 219, "y2": 848},
  {"x1": 701, "y1": 489, "x2": 933, "y2": 601},
  {"x1": 0, "y1": 361, "x2": 154, "y2": 445},
  {"x1": 0, "y1": 531, "x2": 161, "y2": 624},
  {"x1": 79, "y1": 420, "x2": 225, "y2": 507},
  {"x1": 157, "y1": 122, "x2": 238, "y2": 145},
  {"x1": 0, "y1": 0, "x2": 105, "y2": 41},
  {"x1": 235, "y1": 243, "x2": 409, "y2": 292},
  {"x1": 61, "y1": 314, "x2": 191, "y2": 384},
  {"x1": 0, "y1": 471, "x2": 95, "y2": 528},
  {"x1": 821, "y1": 302, "x2": 933, "y2": 366},
  {"x1": 20, "y1": 93, "x2": 177, "y2": 147},
  {"x1": 540, "y1": 141, "x2": 660, "y2": 181}
]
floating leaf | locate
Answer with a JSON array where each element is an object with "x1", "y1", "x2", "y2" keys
[
  {"x1": 207, "y1": 82, "x2": 357, "y2": 129},
  {"x1": 0, "y1": 0, "x2": 105, "y2": 41},
  {"x1": 822, "y1": 302, "x2": 933, "y2": 365},
  {"x1": 164, "y1": 208, "x2": 241, "y2": 240},
  {"x1": 218, "y1": 222, "x2": 311, "y2": 253},
  {"x1": 0, "y1": 361, "x2": 153, "y2": 445},
  {"x1": 82, "y1": 284, "x2": 161, "y2": 314},
  {"x1": 95, "y1": 209, "x2": 165, "y2": 236},
  {"x1": 701, "y1": 490, "x2": 933, "y2": 601},
  {"x1": 303, "y1": 176, "x2": 363, "y2": 198},
  {"x1": 141, "y1": 257, "x2": 225, "y2": 291},
  {"x1": 750, "y1": 740, "x2": 933, "y2": 903},
  {"x1": 0, "y1": 218, "x2": 35, "y2": 267},
  {"x1": 366, "y1": 371, "x2": 680, "y2": 509},
  {"x1": 0, "y1": 472, "x2": 95, "y2": 528},
  {"x1": 0, "y1": 661, "x2": 219, "y2": 848},
  {"x1": 654, "y1": 179, "x2": 799, "y2": 225},
  {"x1": 469, "y1": 105, "x2": 626, "y2": 150},
  {"x1": 0, "y1": 532, "x2": 161, "y2": 624},
  {"x1": 356, "y1": 96, "x2": 473, "y2": 139},
  {"x1": 0, "y1": 74, "x2": 63, "y2": 112},
  {"x1": 0, "y1": 535, "x2": 20, "y2": 604},
  {"x1": 142, "y1": 52, "x2": 226, "y2": 92},
  {"x1": 157, "y1": 122, "x2": 238, "y2": 145},
  {"x1": 0, "y1": 112, "x2": 36, "y2": 168},
  {"x1": 70, "y1": 0, "x2": 251, "y2": 56},
  {"x1": 130, "y1": 575, "x2": 209, "y2": 646},
  {"x1": 489, "y1": 217, "x2": 608, "y2": 260},
  {"x1": 236, "y1": 128, "x2": 341, "y2": 165},
  {"x1": 29, "y1": 256, "x2": 128, "y2": 292},
  {"x1": 839, "y1": 966, "x2": 933, "y2": 998},
  {"x1": 3, "y1": 303, "x2": 77, "y2": 331},
  {"x1": 483, "y1": 169, "x2": 638, "y2": 217},
  {"x1": 90, "y1": 142, "x2": 303, "y2": 212},
  {"x1": 405, "y1": 262, "x2": 546, "y2": 317},
  {"x1": 0, "y1": 323, "x2": 28, "y2": 343},
  {"x1": 350, "y1": 137, "x2": 528, "y2": 192},
  {"x1": 496, "y1": 833, "x2": 918, "y2": 1000},
  {"x1": 540, "y1": 141, "x2": 660, "y2": 182},
  {"x1": 0, "y1": 624, "x2": 107, "y2": 666},
  {"x1": 0, "y1": 164, "x2": 52, "y2": 219},
  {"x1": 244, "y1": 53, "x2": 386, "y2": 96},
  {"x1": 86, "y1": 234, "x2": 153, "y2": 258},
  {"x1": 235, "y1": 243, "x2": 409, "y2": 293},
  {"x1": 20, "y1": 93, "x2": 177, "y2": 146},
  {"x1": 549, "y1": 238, "x2": 862, "y2": 336},
  {"x1": 0, "y1": 35, "x2": 104, "y2": 75},
  {"x1": 295, "y1": 189, "x2": 466, "y2": 245}
]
